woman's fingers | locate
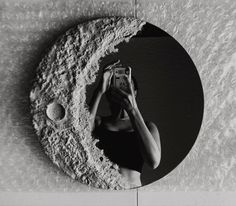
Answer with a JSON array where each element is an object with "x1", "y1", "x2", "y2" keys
[
  {"x1": 103, "y1": 68, "x2": 113, "y2": 76},
  {"x1": 107, "y1": 73, "x2": 113, "y2": 88},
  {"x1": 103, "y1": 60, "x2": 121, "y2": 72},
  {"x1": 110, "y1": 60, "x2": 121, "y2": 67},
  {"x1": 127, "y1": 66, "x2": 132, "y2": 81},
  {"x1": 124, "y1": 75, "x2": 133, "y2": 94}
]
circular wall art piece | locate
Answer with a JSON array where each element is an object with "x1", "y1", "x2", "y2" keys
[{"x1": 30, "y1": 17, "x2": 204, "y2": 190}]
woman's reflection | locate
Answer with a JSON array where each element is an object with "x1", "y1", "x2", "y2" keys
[{"x1": 89, "y1": 61, "x2": 161, "y2": 188}]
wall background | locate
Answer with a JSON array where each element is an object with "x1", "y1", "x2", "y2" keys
[{"x1": 0, "y1": 0, "x2": 236, "y2": 205}]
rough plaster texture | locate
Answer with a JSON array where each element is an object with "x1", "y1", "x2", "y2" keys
[
  {"x1": 30, "y1": 17, "x2": 145, "y2": 190},
  {"x1": 0, "y1": 0, "x2": 235, "y2": 192}
]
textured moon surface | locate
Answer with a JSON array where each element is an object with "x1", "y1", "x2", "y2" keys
[
  {"x1": 46, "y1": 102, "x2": 66, "y2": 121},
  {"x1": 30, "y1": 17, "x2": 145, "y2": 190}
]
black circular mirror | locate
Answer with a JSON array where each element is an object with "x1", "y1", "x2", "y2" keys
[{"x1": 86, "y1": 20, "x2": 204, "y2": 187}]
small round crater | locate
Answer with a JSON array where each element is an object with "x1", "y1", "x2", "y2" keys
[
  {"x1": 99, "y1": 157, "x2": 104, "y2": 162},
  {"x1": 46, "y1": 101, "x2": 65, "y2": 121}
]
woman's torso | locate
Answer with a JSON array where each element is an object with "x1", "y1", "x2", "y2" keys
[{"x1": 93, "y1": 116, "x2": 144, "y2": 187}]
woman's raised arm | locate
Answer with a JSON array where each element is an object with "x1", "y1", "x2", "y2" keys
[
  {"x1": 89, "y1": 61, "x2": 120, "y2": 129},
  {"x1": 128, "y1": 108, "x2": 161, "y2": 169}
]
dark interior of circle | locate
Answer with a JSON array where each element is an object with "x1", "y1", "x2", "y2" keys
[{"x1": 86, "y1": 22, "x2": 204, "y2": 186}]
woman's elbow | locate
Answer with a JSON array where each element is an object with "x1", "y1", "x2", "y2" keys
[
  {"x1": 149, "y1": 153, "x2": 161, "y2": 170},
  {"x1": 152, "y1": 158, "x2": 160, "y2": 170}
]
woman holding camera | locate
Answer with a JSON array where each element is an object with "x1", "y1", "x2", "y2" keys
[{"x1": 89, "y1": 62, "x2": 161, "y2": 188}]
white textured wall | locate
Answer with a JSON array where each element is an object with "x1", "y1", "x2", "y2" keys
[{"x1": 0, "y1": 0, "x2": 236, "y2": 204}]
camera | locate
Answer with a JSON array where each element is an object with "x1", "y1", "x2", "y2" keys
[{"x1": 112, "y1": 67, "x2": 131, "y2": 92}]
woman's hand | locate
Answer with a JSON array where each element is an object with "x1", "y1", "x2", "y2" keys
[
  {"x1": 98, "y1": 61, "x2": 120, "y2": 94},
  {"x1": 109, "y1": 72, "x2": 138, "y2": 112}
]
